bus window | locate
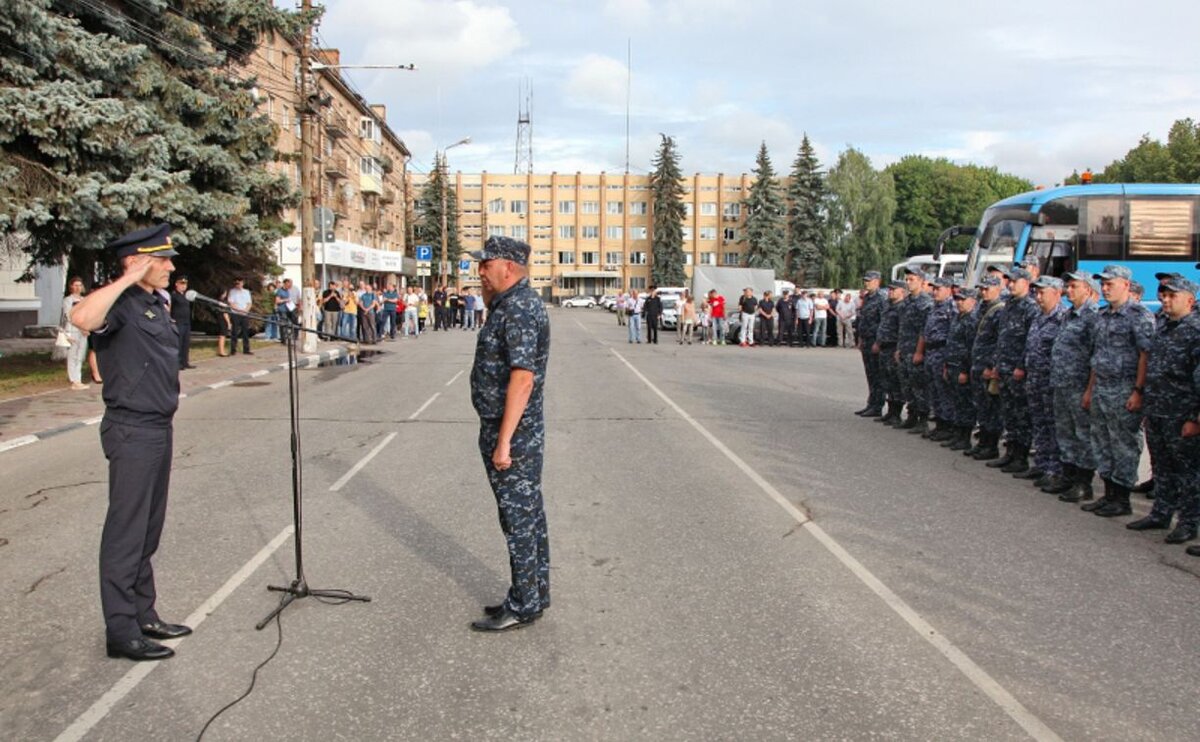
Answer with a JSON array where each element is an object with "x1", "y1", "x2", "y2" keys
[
  {"x1": 1080, "y1": 198, "x2": 1122, "y2": 259},
  {"x1": 1127, "y1": 198, "x2": 1195, "y2": 258}
]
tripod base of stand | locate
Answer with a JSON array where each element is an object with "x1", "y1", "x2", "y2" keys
[{"x1": 256, "y1": 578, "x2": 371, "y2": 630}]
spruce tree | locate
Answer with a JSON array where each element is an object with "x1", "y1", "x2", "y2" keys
[
  {"x1": 743, "y1": 142, "x2": 787, "y2": 273},
  {"x1": 649, "y1": 134, "x2": 686, "y2": 287},
  {"x1": 0, "y1": 0, "x2": 297, "y2": 290},
  {"x1": 414, "y1": 154, "x2": 462, "y2": 281},
  {"x1": 786, "y1": 134, "x2": 825, "y2": 286}
]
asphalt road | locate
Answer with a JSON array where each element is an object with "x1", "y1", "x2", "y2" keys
[{"x1": 0, "y1": 306, "x2": 1194, "y2": 741}]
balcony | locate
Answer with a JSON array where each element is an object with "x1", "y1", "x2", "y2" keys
[
  {"x1": 380, "y1": 186, "x2": 396, "y2": 204},
  {"x1": 324, "y1": 155, "x2": 349, "y2": 179},
  {"x1": 362, "y1": 212, "x2": 379, "y2": 231},
  {"x1": 324, "y1": 112, "x2": 349, "y2": 139},
  {"x1": 332, "y1": 194, "x2": 351, "y2": 219},
  {"x1": 722, "y1": 214, "x2": 740, "y2": 222},
  {"x1": 379, "y1": 220, "x2": 395, "y2": 235}
]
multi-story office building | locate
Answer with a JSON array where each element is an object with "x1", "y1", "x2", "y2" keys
[
  {"x1": 242, "y1": 34, "x2": 413, "y2": 285},
  {"x1": 409, "y1": 172, "x2": 754, "y2": 298}
]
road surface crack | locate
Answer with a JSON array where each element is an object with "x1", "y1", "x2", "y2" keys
[
  {"x1": 26, "y1": 566, "x2": 66, "y2": 595},
  {"x1": 20, "y1": 480, "x2": 104, "y2": 509}
]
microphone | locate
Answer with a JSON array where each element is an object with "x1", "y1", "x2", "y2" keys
[{"x1": 184, "y1": 289, "x2": 230, "y2": 310}]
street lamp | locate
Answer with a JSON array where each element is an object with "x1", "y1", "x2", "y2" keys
[{"x1": 439, "y1": 137, "x2": 471, "y2": 291}]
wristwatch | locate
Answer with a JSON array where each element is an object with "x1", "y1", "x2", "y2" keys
[{"x1": 1133, "y1": 386, "x2": 1144, "y2": 394}]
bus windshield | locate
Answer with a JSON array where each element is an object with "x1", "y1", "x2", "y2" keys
[{"x1": 964, "y1": 204, "x2": 1033, "y2": 284}]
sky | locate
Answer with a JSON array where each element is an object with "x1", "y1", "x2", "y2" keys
[{"x1": 310, "y1": 0, "x2": 1200, "y2": 186}]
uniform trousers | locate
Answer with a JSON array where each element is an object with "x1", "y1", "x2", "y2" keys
[
  {"x1": 1089, "y1": 383, "x2": 1144, "y2": 489},
  {"x1": 1053, "y1": 385, "x2": 1094, "y2": 470},
  {"x1": 925, "y1": 350, "x2": 951, "y2": 421},
  {"x1": 899, "y1": 354, "x2": 928, "y2": 414},
  {"x1": 972, "y1": 369, "x2": 1002, "y2": 434},
  {"x1": 479, "y1": 419, "x2": 550, "y2": 617},
  {"x1": 1026, "y1": 371, "x2": 1061, "y2": 474},
  {"x1": 1144, "y1": 416, "x2": 1200, "y2": 526},
  {"x1": 879, "y1": 346, "x2": 902, "y2": 402},
  {"x1": 174, "y1": 324, "x2": 191, "y2": 368},
  {"x1": 778, "y1": 316, "x2": 795, "y2": 346},
  {"x1": 99, "y1": 419, "x2": 172, "y2": 642},
  {"x1": 860, "y1": 342, "x2": 883, "y2": 408},
  {"x1": 946, "y1": 365, "x2": 975, "y2": 428},
  {"x1": 999, "y1": 373, "x2": 1032, "y2": 447}
]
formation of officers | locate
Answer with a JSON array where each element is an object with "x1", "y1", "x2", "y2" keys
[{"x1": 853, "y1": 258, "x2": 1200, "y2": 557}]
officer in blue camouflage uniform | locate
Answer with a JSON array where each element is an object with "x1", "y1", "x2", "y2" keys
[
  {"x1": 915, "y1": 276, "x2": 956, "y2": 440},
  {"x1": 987, "y1": 266, "x2": 1040, "y2": 474},
  {"x1": 1124, "y1": 276, "x2": 1200, "y2": 544},
  {"x1": 1020, "y1": 276, "x2": 1069, "y2": 491},
  {"x1": 1082, "y1": 264, "x2": 1155, "y2": 518},
  {"x1": 854, "y1": 270, "x2": 888, "y2": 417},
  {"x1": 941, "y1": 287, "x2": 979, "y2": 451},
  {"x1": 897, "y1": 267, "x2": 934, "y2": 430},
  {"x1": 968, "y1": 276, "x2": 1005, "y2": 460},
  {"x1": 468, "y1": 236, "x2": 552, "y2": 632},
  {"x1": 874, "y1": 281, "x2": 907, "y2": 425},
  {"x1": 1050, "y1": 271, "x2": 1100, "y2": 503}
]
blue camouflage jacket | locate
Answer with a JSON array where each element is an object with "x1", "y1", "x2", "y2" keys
[
  {"x1": 994, "y1": 293, "x2": 1039, "y2": 374},
  {"x1": 898, "y1": 292, "x2": 933, "y2": 354},
  {"x1": 1143, "y1": 312, "x2": 1200, "y2": 419},
  {"x1": 1023, "y1": 304, "x2": 1066, "y2": 378},
  {"x1": 856, "y1": 289, "x2": 888, "y2": 341},
  {"x1": 1091, "y1": 300, "x2": 1155, "y2": 387},
  {"x1": 1050, "y1": 300, "x2": 1097, "y2": 389},
  {"x1": 945, "y1": 306, "x2": 978, "y2": 370},
  {"x1": 971, "y1": 299, "x2": 1004, "y2": 373},
  {"x1": 471, "y1": 278, "x2": 551, "y2": 421},
  {"x1": 921, "y1": 298, "x2": 955, "y2": 353}
]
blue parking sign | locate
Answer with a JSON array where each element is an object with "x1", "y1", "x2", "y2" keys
[
  {"x1": 459, "y1": 259, "x2": 471, "y2": 272},
  {"x1": 415, "y1": 245, "x2": 433, "y2": 261}
]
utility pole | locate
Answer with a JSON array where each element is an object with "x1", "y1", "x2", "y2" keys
[{"x1": 297, "y1": 0, "x2": 318, "y2": 352}]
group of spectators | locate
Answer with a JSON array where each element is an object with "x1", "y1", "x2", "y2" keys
[{"x1": 853, "y1": 257, "x2": 1200, "y2": 558}]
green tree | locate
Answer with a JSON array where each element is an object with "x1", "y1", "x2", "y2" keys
[
  {"x1": 1076, "y1": 118, "x2": 1200, "y2": 184},
  {"x1": 414, "y1": 153, "x2": 461, "y2": 281},
  {"x1": 0, "y1": 0, "x2": 298, "y2": 290},
  {"x1": 649, "y1": 134, "x2": 686, "y2": 287},
  {"x1": 824, "y1": 147, "x2": 897, "y2": 288},
  {"x1": 742, "y1": 142, "x2": 787, "y2": 273},
  {"x1": 786, "y1": 134, "x2": 825, "y2": 285}
]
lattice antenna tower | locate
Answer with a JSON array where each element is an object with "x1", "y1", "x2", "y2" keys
[{"x1": 514, "y1": 79, "x2": 533, "y2": 175}]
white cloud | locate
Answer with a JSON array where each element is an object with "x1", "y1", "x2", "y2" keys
[
  {"x1": 602, "y1": 0, "x2": 653, "y2": 27},
  {"x1": 563, "y1": 54, "x2": 630, "y2": 114}
]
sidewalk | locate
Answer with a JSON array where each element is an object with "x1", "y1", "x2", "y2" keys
[{"x1": 0, "y1": 338, "x2": 353, "y2": 453}]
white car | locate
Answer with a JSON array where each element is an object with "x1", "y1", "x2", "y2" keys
[{"x1": 561, "y1": 295, "x2": 596, "y2": 308}]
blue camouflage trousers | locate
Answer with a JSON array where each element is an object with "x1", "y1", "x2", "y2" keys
[
  {"x1": 880, "y1": 347, "x2": 902, "y2": 402},
  {"x1": 925, "y1": 351, "x2": 952, "y2": 422},
  {"x1": 900, "y1": 355, "x2": 929, "y2": 414},
  {"x1": 1144, "y1": 416, "x2": 1200, "y2": 526},
  {"x1": 1026, "y1": 372, "x2": 1061, "y2": 474},
  {"x1": 479, "y1": 418, "x2": 550, "y2": 617},
  {"x1": 946, "y1": 366, "x2": 975, "y2": 428},
  {"x1": 1089, "y1": 384, "x2": 1143, "y2": 489},
  {"x1": 1053, "y1": 385, "x2": 1094, "y2": 470},
  {"x1": 860, "y1": 346, "x2": 884, "y2": 409},
  {"x1": 999, "y1": 374, "x2": 1032, "y2": 447},
  {"x1": 972, "y1": 370, "x2": 1002, "y2": 434}
]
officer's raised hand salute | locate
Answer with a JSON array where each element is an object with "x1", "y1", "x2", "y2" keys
[{"x1": 71, "y1": 224, "x2": 192, "y2": 662}]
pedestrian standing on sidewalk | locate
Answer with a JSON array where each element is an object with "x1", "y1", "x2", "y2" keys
[
  {"x1": 627, "y1": 289, "x2": 643, "y2": 343},
  {"x1": 63, "y1": 276, "x2": 90, "y2": 389},
  {"x1": 169, "y1": 276, "x2": 194, "y2": 369},
  {"x1": 226, "y1": 278, "x2": 253, "y2": 355},
  {"x1": 643, "y1": 287, "x2": 663, "y2": 344},
  {"x1": 468, "y1": 236, "x2": 551, "y2": 632},
  {"x1": 321, "y1": 281, "x2": 343, "y2": 339},
  {"x1": 679, "y1": 295, "x2": 697, "y2": 344},
  {"x1": 738, "y1": 287, "x2": 758, "y2": 347}
]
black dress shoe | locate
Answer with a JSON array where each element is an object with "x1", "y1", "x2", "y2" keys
[
  {"x1": 1186, "y1": 544, "x2": 1200, "y2": 557},
  {"x1": 107, "y1": 637, "x2": 174, "y2": 661},
  {"x1": 470, "y1": 607, "x2": 540, "y2": 632},
  {"x1": 1131, "y1": 478, "x2": 1155, "y2": 494},
  {"x1": 1164, "y1": 523, "x2": 1198, "y2": 544},
  {"x1": 1125, "y1": 515, "x2": 1171, "y2": 531},
  {"x1": 140, "y1": 620, "x2": 193, "y2": 639}
]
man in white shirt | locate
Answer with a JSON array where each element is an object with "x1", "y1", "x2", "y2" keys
[
  {"x1": 811, "y1": 291, "x2": 830, "y2": 347},
  {"x1": 226, "y1": 278, "x2": 253, "y2": 355},
  {"x1": 836, "y1": 292, "x2": 858, "y2": 348},
  {"x1": 615, "y1": 291, "x2": 628, "y2": 326}
]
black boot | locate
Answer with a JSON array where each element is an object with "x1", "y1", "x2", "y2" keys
[
  {"x1": 1093, "y1": 482, "x2": 1132, "y2": 517},
  {"x1": 899, "y1": 410, "x2": 921, "y2": 430},
  {"x1": 963, "y1": 428, "x2": 985, "y2": 456},
  {"x1": 972, "y1": 432, "x2": 1000, "y2": 461},
  {"x1": 877, "y1": 401, "x2": 900, "y2": 424},
  {"x1": 941, "y1": 425, "x2": 963, "y2": 448},
  {"x1": 1074, "y1": 473, "x2": 1103, "y2": 507},
  {"x1": 949, "y1": 427, "x2": 974, "y2": 452},
  {"x1": 1040, "y1": 468, "x2": 1073, "y2": 494},
  {"x1": 1164, "y1": 522, "x2": 1198, "y2": 544},
  {"x1": 931, "y1": 423, "x2": 956, "y2": 442},
  {"x1": 1125, "y1": 513, "x2": 1171, "y2": 531},
  {"x1": 1016, "y1": 465, "x2": 1045, "y2": 481},
  {"x1": 986, "y1": 442, "x2": 1015, "y2": 468},
  {"x1": 1131, "y1": 478, "x2": 1155, "y2": 494},
  {"x1": 908, "y1": 413, "x2": 930, "y2": 435}
]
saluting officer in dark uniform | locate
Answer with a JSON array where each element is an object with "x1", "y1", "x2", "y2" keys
[
  {"x1": 469, "y1": 236, "x2": 552, "y2": 632},
  {"x1": 69, "y1": 224, "x2": 192, "y2": 661}
]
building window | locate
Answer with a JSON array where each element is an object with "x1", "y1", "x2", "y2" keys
[
  {"x1": 558, "y1": 225, "x2": 576, "y2": 239},
  {"x1": 557, "y1": 251, "x2": 575, "y2": 264},
  {"x1": 684, "y1": 203, "x2": 693, "y2": 217},
  {"x1": 511, "y1": 225, "x2": 528, "y2": 240},
  {"x1": 359, "y1": 157, "x2": 382, "y2": 177},
  {"x1": 581, "y1": 225, "x2": 599, "y2": 240},
  {"x1": 684, "y1": 253, "x2": 694, "y2": 265},
  {"x1": 510, "y1": 200, "x2": 527, "y2": 214},
  {"x1": 558, "y1": 200, "x2": 575, "y2": 214},
  {"x1": 629, "y1": 226, "x2": 648, "y2": 240},
  {"x1": 629, "y1": 201, "x2": 648, "y2": 215},
  {"x1": 723, "y1": 203, "x2": 741, "y2": 218},
  {"x1": 630, "y1": 276, "x2": 647, "y2": 289},
  {"x1": 606, "y1": 225, "x2": 624, "y2": 240},
  {"x1": 699, "y1": 226, "x2": 717, "y2": 240},
  {"x1": 606, "y1": 201, "x2": 624, "y2": 215},
  {"x1": 700, "y1": 252, "x2": 716, "y2": 265},
  {"x1": 488, "y1": 225, "x2": 506, "y2": 237},
  {"x1": 682, "y1": 227, "x2": 693, "y2": 241},
  {"x1": 581, "y1": 251, "x2": 598, "y2": 265},
  {"x1": 723, "y1": 227, "x2": 738, "y2": 241},
  {"x1": 605, "y1": 251, "x2": 623, "y2": 265},
  {"x1": 581, "y1": 201, "x2": 600, "y2": 214},
  {"x1": 701, "y1": 202, "x2": 717, "y2": 215},
  {"x1": 487, "y1": 198, "x2": 505, "y2": 214},
  {"x1": 359, "y1": 117, "x2": 381, "y2": 143},
  {"x1": 722, "y1": 252, "x2": 740, "y2": 266},
  {"x1": 629, "y1": 251, "x2": 647, "y2": 265}
]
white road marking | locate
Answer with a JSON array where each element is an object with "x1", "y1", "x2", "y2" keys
[
  {"x1": 0, "y1": 435, "x2": 38, "y2": 453},
  {"x1": 611, "y1": 348, "x2": 1063, "y2": 742},
  {"x1": 209, "y1": 380, "x2": 233, "y2": 390},
  {"x1": 329, "y1": 432, "x2": 398, "y2": 492},
  {"x1": 53, "y1": 525, "x2": 296, "y2": 742},
  {"x1": 249, "y1": 369, "x2": 270, "y2": 378},
  {"x1": 445, "y1": 370, "x2": 464, "y2": 387},
  {"x1": 407, "y1": 392, "x2": 440, "y2": 420},
  {"x1": 83, "y1": 416, "x2": 103, "y2": 425}
]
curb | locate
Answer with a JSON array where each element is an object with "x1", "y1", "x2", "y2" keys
[{"x1": 0, "y1": 346, "x2": 349, "y2": 455}]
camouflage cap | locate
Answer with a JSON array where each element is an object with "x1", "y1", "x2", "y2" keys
[
  {"x1": 979, "y1": 275, "x2": 1002, "y2": 288},
  {"x1": 985, "y1": 263, "x2": 1010, "y2": 274},
  {"x1": 932, "y1": 276, "x2": 955, "y2": 288},
  {"x1": 469, "y1": 235, "x2": 530, "y2": 266},
  {"x1": 1093, "y1": 264, "x2": 1132, "y2": 281},
  {"x1": 887, "y1": 280, "x2": 907, "y2": 290},
  {"x1": 862, "y1": 270, "x2": 882, "y2": 281},
  {"x1": 902, "y1": 265, "x2": 927, "y2": 277},
  {"x1": 1005, "y1": 266, "x2": 1033, "y2": 281},
  {"x1": 1019, "y1": 255, "x2": 1040, "y2": 267},
  {"x1": 1160, "y1": 276, "x2": 1199, "y2": 295},
  {"x1": 1031, "y1": 276, "x2": 1064, "y2": 291},
  {"x1": 954, "y1": 287, "x2": 980, "y2": 300},
  {"x1": 1130, "y1": 280, "x2": 1145, "y2": 297},
  {"x1": 1061, "y1": 270, "x2": 1091, "y2": 284},
  {"x1": 1154, "y1": 271, "x2": 1184, "y2": 282}
]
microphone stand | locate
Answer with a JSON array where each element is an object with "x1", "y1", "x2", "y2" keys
[{"x1": 191, "y1": 296, "x2": 370, "y2": 628}]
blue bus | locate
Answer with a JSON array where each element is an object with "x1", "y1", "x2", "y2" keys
[{"x1": 955, "y1": 183, "x2": 1200, "y2": 310}]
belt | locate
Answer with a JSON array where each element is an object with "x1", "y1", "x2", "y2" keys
[
  {"x1": 877, "y1": 342, "x2": 897, "y2": 350},
  {"x1": 925, "y1": 341, "x2": 946, "y2": 350}
]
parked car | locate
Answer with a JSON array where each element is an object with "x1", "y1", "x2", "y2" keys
[
  {"x1": 659, "y1": 295, "x2": 680, "y2": 329},
  {"x1": 561, "y1": 294, "x2": 597, "y2": 308},
  {"x1": 599, "y1": 294, "x2": 619, "y2": 310}
]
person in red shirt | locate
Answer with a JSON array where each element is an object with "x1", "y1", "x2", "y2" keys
[{"x1": 707, "y1": 289, "x2": 727, "y2": 345}]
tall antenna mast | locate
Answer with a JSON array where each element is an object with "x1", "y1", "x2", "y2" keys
[
  {"x1": 625, "y1": 39, "x2": 631, "y2": 174},
  {"x1": 514, "y1": 79, "x2": 533, "y2": 174}
]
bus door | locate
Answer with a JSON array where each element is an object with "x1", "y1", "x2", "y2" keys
[{"x1": 1023, "y1": 225, "x2": 1078, "y2": 278}]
